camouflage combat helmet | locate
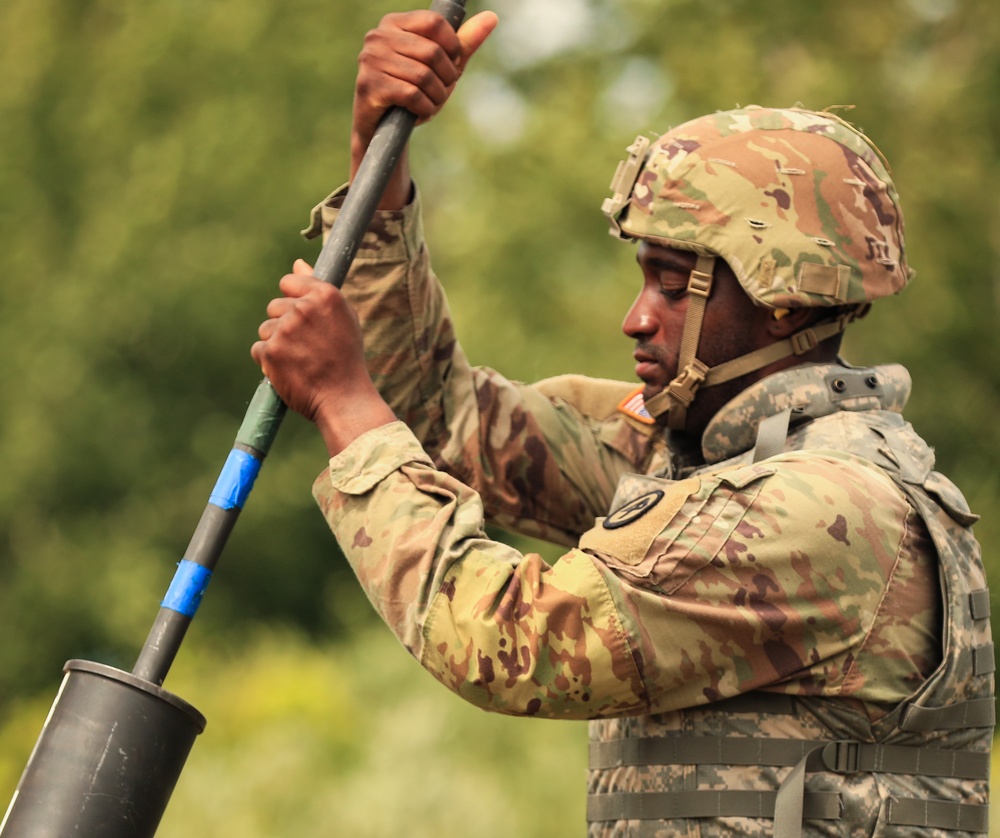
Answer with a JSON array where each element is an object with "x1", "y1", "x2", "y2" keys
[{"x1": 602, "y1": 106, "x2": 913, "y2": 429}]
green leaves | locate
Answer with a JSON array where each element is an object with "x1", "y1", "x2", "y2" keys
[{"x1": 0, "y1": 0, "x2": 997, "y2": 831}]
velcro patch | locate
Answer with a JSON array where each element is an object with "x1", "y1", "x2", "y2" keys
[
  {"x1": 617, "y1": 386, "x2": 655, "y2": 425},
  {"x1": 580, "y1": 477, "x2": 700, "y2": 566},
  {"x1": 798, "y1": 262, "x2": 850, "y2": 302},
  {"x1": 603, "y1": 490, "x2": 664, "y2": 529}
]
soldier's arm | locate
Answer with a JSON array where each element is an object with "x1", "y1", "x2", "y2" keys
[
  {"x1": 293, "y1": 11, "x2": 661, "y2": 541},
  {"x1": 269, "y1": 233, "x2": 660, "y2": 544},
  {"x1": 315, "y1": 428, "x2": 933, "y2": 717}
]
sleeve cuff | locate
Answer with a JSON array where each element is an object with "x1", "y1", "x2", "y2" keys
[
  {"x1": 326, "y1": 420, "x2": 434, "y2": 495},
  {"x1": 301, "y1": 181, "x2": 423, "y2": 263}
]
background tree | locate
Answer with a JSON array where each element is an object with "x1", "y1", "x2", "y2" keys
[{"x1": 1, "y1": 0, "x2": 997, "y2": 834}]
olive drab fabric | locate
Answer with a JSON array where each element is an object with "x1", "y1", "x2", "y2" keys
[
  {"x1": 303, "y1": 185, "x2": 992, "y2": 835},
  {"x1": 601, "y1": 106, "x2": 912, "y2": 310}
]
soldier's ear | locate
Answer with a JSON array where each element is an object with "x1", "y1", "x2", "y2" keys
[{"x1": 767, "y1": 306, "x2": 815, "y2": 339}]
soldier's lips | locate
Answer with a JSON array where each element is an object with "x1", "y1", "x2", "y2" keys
[
  {"x1": 633, "y1": 351, "x2": 662, "y2": 383},
  {"x1": 634, "y1": 360, "x2": 660, "y2": 381}
]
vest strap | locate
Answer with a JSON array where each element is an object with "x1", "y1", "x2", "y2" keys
[
  {"x1": 969, "y1": 588, "x2": 991, "y2": 620},
  {"x1": 752, "y1": 408, "x2": 792, "y2": 463},
  {"x1": 972, "y1": 643, "x2": 995, "y2": 675},
  {"x1": 818, "y1": 740, "x2": 989, "y2": 779},
  {"x1": 586, "y1": 791, "x2": 989, "y2": 833},
  {"x1": 774, "y1": 740, "x2": 990, "y2": 838},
  {"x1": 590, "y1": 735, "x2": 990, "y2": 780},
  {"x1": 885, "y1": 796, "x2": 990, "y2": 833},
  {"x1": 590, "y1": 735, "x2": 817, "y2": 770},
  {"x1": 586, "y1": 789, "x2": 843, "y2": 823},
  {"x1": 900, "y1": 697, "x2": 996, "y2": 732}
]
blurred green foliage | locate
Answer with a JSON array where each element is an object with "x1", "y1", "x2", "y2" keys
[{"x1": 0, "y1": 0, "x2": 998, "y2": 834}]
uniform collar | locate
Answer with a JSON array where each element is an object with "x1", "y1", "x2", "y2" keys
[{"x1": 699, "y1": 361, "x2": 912, "y2": 465}]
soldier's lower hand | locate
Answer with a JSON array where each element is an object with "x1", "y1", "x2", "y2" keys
[
  {"x1": 351, "y1": 8, "x2": 498, "y2": 208},
  {"x1": 251, "y1": 259, "x2": 396, "y2": 456}
]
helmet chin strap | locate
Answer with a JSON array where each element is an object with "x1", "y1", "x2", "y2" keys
[
  {"x1": 643, "y1": 256, "x2": 862, "y2": 430},
  {"x1": 644, "y1": 253, "x2": 716, "y2": 430}
]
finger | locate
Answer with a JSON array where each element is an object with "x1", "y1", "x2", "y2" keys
[
  {"x1": 387, "y1": 10, "x2": 463, "y2": 62},
  {"x1": 265, "y1": 296, "x2": 297, "y2": 319},
  {"x1": 363, "y1": 60, "x2": 450, "y2": 118},
  {"x1": 360, "y1": 44, "x2": 455, "y2": 114},
  {"x1": 390, "y1": 29, "x2": 462, "y2": 87},
  {"x1": 257, "y1": 316, "x2": 282, "y2": 340},
  {"x1": 363, "y1": 14, "x2": 464, "y2": 96},
  {"x1": 293, "y1": 258, "x2": 314, "y2": 275},
  {"x1": 278, "y1": 272, "x2": 320, "y2": 298},
  {"x1": 457, "y1": 11, "x2": 498, "y2": 67},
  {"x1": 365, "y1": 18, "x2": 460, "y2": 83}
]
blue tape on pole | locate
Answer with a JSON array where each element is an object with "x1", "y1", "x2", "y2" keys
[
  {"x1": 161, "y1": 560, "x2": 213, "y2": 618},
  {"x1": 209, "y1": 448, "x2": 262, "y2": 510}
]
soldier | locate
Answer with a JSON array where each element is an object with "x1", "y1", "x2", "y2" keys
[{"x1": 251, "y1": 10, "x2": 994, "y2": 837}]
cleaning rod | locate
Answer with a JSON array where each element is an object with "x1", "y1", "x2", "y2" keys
[{"x1": 132, "y1": 0, "x2": 470, "y2": 687}]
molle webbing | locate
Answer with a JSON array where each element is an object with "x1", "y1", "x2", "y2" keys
[
  {"x1": 588, "y1": 734, "x2": 990, "y2": 832},
  {"x1": 588, "y1": 736, "x2": 990, "y2": 780},
  {"x1": 588, "y1": 791, "x2": 989, "y2": 833},
  {"x1": 972, "y1": 644, "x2": 996, "y2": 676},
  {"x1": 589, "y1": 660, "x2": 994, "y2": 836},
  {"x1": 900, "y1": 696, "x2": 995, "y2": 731},
  {"x1": 587, "y1": 789, "x2": 843, "y2": 823},
  {"x1": 771, "y1": 738, "x2": 991, "y2": 837}
]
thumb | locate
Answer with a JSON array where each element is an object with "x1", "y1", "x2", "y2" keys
[
  {"x1": 293, "y1": 258, "x2": 315, "y2": 276},
  {"x1": 457, "y1": 11, "x2": 498, "y2": 67}
]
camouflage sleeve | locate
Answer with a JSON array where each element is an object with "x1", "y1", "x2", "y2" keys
[
  {"x1": 304, "y1": 185, "x2": 661, "y2": 545},
  {"x1": 315, "y1": 423, "x2": 934, "y2": 718}
]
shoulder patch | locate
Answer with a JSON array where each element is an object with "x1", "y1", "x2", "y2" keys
[
  {"x1": 604, "y1": 490, "x2": 664, "y2": 529},
  {"x1": 580, "y1": 477, "x2": 700, "y2": 566},
  {"x1": 617, "y1": 386, "x2": 655, "y2": 425}
]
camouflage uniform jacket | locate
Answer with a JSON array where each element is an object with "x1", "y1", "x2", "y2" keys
[{"x1": 305, "y1": 187, "x2": 993, "y2": 836}]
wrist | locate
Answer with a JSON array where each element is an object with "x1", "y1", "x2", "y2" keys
[
  {"x1": 350, "y1": 134, "x2": 411, "y2": 210},
  {"x1": 313, "y1": 389, "x2": 397, "y2": 458}
]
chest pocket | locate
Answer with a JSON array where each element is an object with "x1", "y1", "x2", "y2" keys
[{"x1": 580, "y1": 465, "x2": 774, "y2": 594}]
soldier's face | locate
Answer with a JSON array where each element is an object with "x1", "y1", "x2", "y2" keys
[{"x1": 622, "y1": 242, "x2": 771, "y2": 425}]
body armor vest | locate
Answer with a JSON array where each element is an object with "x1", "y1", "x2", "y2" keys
[{"x1": 587, "y1": 367, "x2": 994, "y2": 837}]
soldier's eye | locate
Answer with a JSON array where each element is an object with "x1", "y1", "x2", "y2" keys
[{"x1": 661, "y1": 287, "x2": 687, "y2": 301}]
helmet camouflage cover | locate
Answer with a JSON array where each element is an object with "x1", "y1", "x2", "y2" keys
[{"x1": 602, "y1": 106, "x2": 913, "y2": 309}]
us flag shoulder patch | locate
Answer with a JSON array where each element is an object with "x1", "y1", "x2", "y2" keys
[{"x1": 617, "y1": 386, "x2": 655, "y2": 425}]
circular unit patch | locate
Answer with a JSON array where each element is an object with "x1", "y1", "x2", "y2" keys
[{"x1": 603, "y1": 490, "x2": 665, "y2": 530}]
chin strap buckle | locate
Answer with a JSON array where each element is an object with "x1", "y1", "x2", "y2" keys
[
  {"x1": 790, "y1": 328, "x2": 819, "y2": 356},
  {"x1": 667, "y1": 360, "x2": 709, "y2": 409}
]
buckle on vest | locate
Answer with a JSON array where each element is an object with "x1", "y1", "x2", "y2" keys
[{"x1": 821, "y1": 740, "x2": 861, "y2": 774}]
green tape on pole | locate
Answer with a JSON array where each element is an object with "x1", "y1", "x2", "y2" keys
[{"x1": 236, "y1": 379, "x2": 287, "y2": 455}]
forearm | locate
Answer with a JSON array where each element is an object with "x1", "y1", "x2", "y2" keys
[
  {"x1": 305, "y1": 189, "x2": 641, "y2": 540},
  {"x1": 304, "y1": 184, "x2": 457, "y2": 447},
  {"x1": 313, "y1": 421, "x2": 646, "y2": 718}
]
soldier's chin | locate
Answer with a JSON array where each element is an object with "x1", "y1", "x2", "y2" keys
[{"x1": 642, "y1": 383, "x2": 664, "y2": 404}]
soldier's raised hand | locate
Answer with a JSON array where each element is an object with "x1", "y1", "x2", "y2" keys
[{"x1": 351, "y1": 9, "x2": 497, "y2": 208}]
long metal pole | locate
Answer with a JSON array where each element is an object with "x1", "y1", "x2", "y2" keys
[{"x1": 132, "y1": 0, "x2": 470, "y2": 686}]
